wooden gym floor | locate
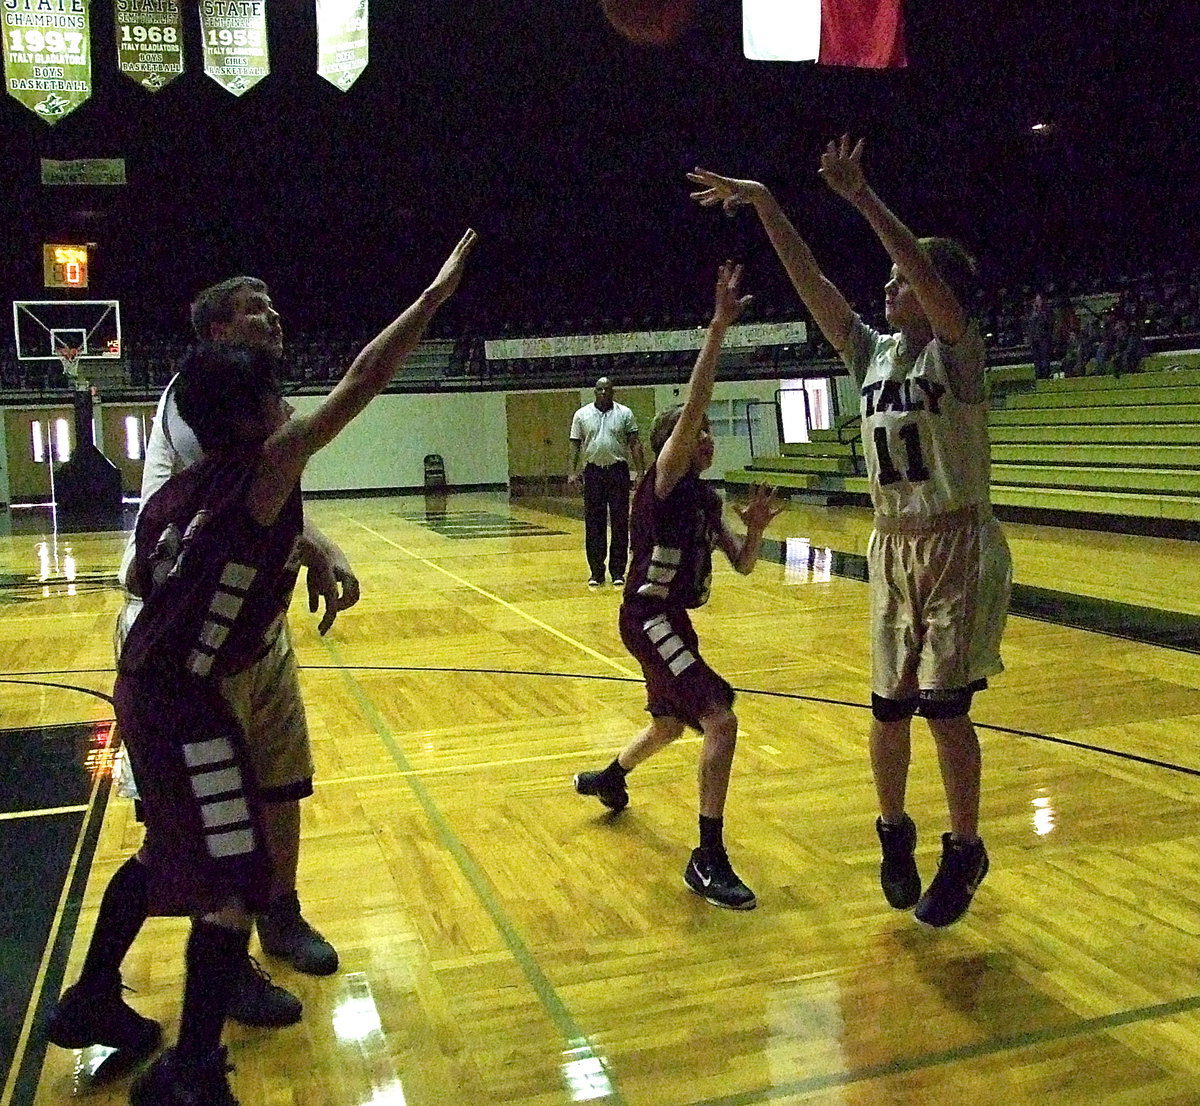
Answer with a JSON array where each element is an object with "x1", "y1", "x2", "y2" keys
[{"x1": 2, "y1": 490, "x2": 1199, "y2": 1105}]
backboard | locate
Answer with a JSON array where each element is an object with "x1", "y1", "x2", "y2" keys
[{"x1": 12, "y1": 300, "x2": 122, "y2": 361}]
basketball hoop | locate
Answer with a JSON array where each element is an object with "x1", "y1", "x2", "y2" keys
[{"x1": 56, "y1": 346, "x2": 83, "y2": 386}]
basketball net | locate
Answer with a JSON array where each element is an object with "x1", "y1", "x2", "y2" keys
[{"x1": 56, "y1": 346, "x2": 84, "y2": 388}]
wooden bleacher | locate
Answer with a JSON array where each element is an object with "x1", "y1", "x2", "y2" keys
[{"x1": 726, "y1": 358, "x2": 1200, "y2": 526}]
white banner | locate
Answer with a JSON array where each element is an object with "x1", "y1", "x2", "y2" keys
[
  {"x1": 3, "y1": 0, "x2": 92, "y2": 124},
  {"x1": 115, "y1": 0, "x2": 184, "y2": 91},
  {"x1": 743, "y1": 0, "x2": 820, "y2": 62},
  {"x1": 316, "y1": 0, "x2": 368, "y2": 91},
  {"x1": 200, "y1": 0, "x2": 269, "y2": 96},
  {"x1": 485, "y1": 321, "x2": 808, "y2": 361}
]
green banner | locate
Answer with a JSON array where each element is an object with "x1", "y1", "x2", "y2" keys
[
  {"x1": 115, "y1": 0, "x2": 183, "y2": 91},
  {"x1": 3, "y1": 0, "x2": 92, "y2": 124},
  {"x1": 316, "y1": 0, "x2": 367, "y2": 92},
  {"x1": 41, "y1": 156, "x2": 126, "y2": 184},
  {"x1": 199, "y1": 0, "x2": 268, "y2": 96}
]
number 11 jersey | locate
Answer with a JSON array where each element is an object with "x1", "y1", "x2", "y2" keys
[{"x1": 841, "y1": 316, "x2": 991, "y2": 520}]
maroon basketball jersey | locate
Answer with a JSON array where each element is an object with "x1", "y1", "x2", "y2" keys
[
  {"x1": 623, "y1": 462, "x2": 722, "y2": 610},
  {"x1": 121, "y1": 449, "x2": 303, "y2": 679}
]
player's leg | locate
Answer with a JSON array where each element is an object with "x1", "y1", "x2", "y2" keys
[
  {"x1": 575, "y1": 604, "x2": 688, "y2": 810},
  {"x1": 870, "y1": 710, "x2": 914, "y2": 822},
  {"x1": 927, "y1": 710, "x2": 981, "y2": 840},
  {"x1": 685, "y1": 703, "x2": 755, "y2": 910},
  {"x1": 637, "y1": 608, "x2": 750, "y2": 909},
  {"x1": 911, "y1": 519, "x2": 1008, "y2": 926},
  {"x1": 871, "y1": 702, "x2": 922, "y2": 910},
  {"x1": 867, "y1": 528, "x2": 923, "y2": 910},
  {"x1": 226, "y1": 632, "x2": 338, "y2": 981},
  {"x1": 49, "y1": 600, "x2": 164, "y2": 1071},
  {"x1": 915, "y1": 701, "x2": 988, "y2": 928},
  {"x1": 45, "y1": 851, "x2": 161, "y2": 1064},
  {"x1": 574, "y1": 714, "x2": 686, "y2": 812},
  {"x1": 120, "y1": 674, "x2": 272, "y2": 1102},
  {"x1": 131, "y1": 900, "x2": 252, "y2": 1106}
]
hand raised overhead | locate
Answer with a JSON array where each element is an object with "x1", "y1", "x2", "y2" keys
[
  {"x1": 427, "y1": 228, "x2": 478, "y2": 304},
  {"x1": 712, "y1": 261, "x2": 754, "y2": 328},
  {"x1": 687, "y1": 169, "x2": 767, "y2": 215},
  {"x1": 818, "y1": 135, "x2": 868, "y2": 202}
]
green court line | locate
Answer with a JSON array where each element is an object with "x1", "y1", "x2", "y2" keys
[
  {"x1": 319, "y1": 636, "x2": 626, "y2": 1106},
  {"x1": 692, "y1": 991, "x2": 1200, "y2": 1105}
]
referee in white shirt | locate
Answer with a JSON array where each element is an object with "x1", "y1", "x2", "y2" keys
[{"x1": 568, "y1": 376, "x2": 646, "y2": 587}]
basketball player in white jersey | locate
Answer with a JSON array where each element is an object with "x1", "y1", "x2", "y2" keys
[{"x1": 689, "y1": 136, "x2": 1011, "y2": 927}]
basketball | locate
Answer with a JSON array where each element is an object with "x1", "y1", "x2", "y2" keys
[{"x1": 601, "y1": 0, "x2": 694, "y2": 46}]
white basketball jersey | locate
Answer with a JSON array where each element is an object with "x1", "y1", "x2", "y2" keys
[{"x1": 844, "y1": 318, "x2": 991, "y2": 518}]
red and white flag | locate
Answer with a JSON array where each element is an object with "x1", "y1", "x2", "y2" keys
[{"x1": 743, "y1": 0, "x2": 907, "y2": 68}]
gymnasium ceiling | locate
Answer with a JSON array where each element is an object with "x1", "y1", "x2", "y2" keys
[{"x1": 2, "y1": 0, "x2": 1197, "y2": 336}]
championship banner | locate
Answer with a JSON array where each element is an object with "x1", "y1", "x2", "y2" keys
[
  {"x1": 115, "y1": 0, "x2": 184, "y2": 91},
  {"x1": 316, "y1": 0, "x2": 367, "y2": 92},
  {"x1": 3, "y1": 0, "x2": 92, "y2": 124},
  {"x1": 199, "y1": 0, "x2": 269, "y2": 96}
]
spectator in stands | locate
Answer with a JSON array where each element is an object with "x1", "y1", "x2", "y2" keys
[
  {"x1": 1052, "y1": 293, "x2": 1078, "y2": 363},
  {"x1": 1025, "y1": 292, "x2": 1055, "y2": 379},
  {"x1": 1107, "y1": 319, "x2": 1148, "y2": 375}
]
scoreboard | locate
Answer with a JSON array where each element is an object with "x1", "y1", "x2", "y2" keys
[{"x1": 43, "y1": 244, "x2": 90, "y2": 289}]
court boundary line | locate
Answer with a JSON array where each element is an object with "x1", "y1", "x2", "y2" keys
[
  {"x1": 345, "y1": 518, "x2": 639, "y2": 677},
  {"x1": 0, "y1": 805, "x2": 88, "y2": 822},
  {"x1": 319, "y1": 637, "x2": 627, "y2": 1105},
  {"x1": 689, "y1": 990, "x2": 1200, "y2": 1104},
  {"x1": 1, "y1": 719, "x2": 116, "y2": 1106}
]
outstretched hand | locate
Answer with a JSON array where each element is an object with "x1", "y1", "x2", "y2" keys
[
  {"x1": 713, "y1": 261, "x2": 753, "y2": 328},
  {"x1": 687, "y1": 169, "x2": 767, "y2": 215},
  {"x1": 733, "y1": 484, "x2": 784, "y2": 531},
  {"x1": 427, "y1": 228, "x2": 478, "y2": 304},
  {"x1": 818, "y1": 135, "x2": 868, "y2": 203}
]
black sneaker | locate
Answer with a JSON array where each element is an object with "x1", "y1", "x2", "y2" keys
[
  {"x1": 876, "y1": 815, "x2": 921, "y2": 910},
  {"x1": 573, "y1": 769, "x2": 628, "y2": 813},
  {"x1": 226, "y1": 956, "x2": 303, "y2": 1028},
  {"x1": 915, "y1": 834, "x2": 989, "y2": 928},
  {"x1": 45, "y1": 978, "x2": 162, "y2": 1060},
  {"x1": 257, "y1": 893, "x2": 339, "y2": 976},
  {"x1": 130, "y1": 1045, "x2": 239, "y2": 1106},
  {"x1": 684, "y1": 847, "x2": 756, "y2": 910}
]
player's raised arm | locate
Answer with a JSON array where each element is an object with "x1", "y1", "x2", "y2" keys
[
  {"x1": 688, "y1": 169, "x2": 854, "y2": 353},
  {"x1": 251, "y1": 229, "x2": 477, "y2": 523},
  {"x1": 656, "y1": 262, "x2": 751, "y2": 498},
  {"x1": 819, "y1": 136, "x2": 966, "y2": 343}
]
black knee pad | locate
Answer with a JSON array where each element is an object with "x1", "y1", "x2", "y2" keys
[
  {"x1": 871, "y1": 693, "x2": 919, "y2": 723},
  {"x1": 917, "y1": 687, "x2": 974, "y2": 720}
]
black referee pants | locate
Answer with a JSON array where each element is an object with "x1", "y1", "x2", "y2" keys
[{"x1": 582, "y1": 461, "x2": 630, "y2": 582}]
